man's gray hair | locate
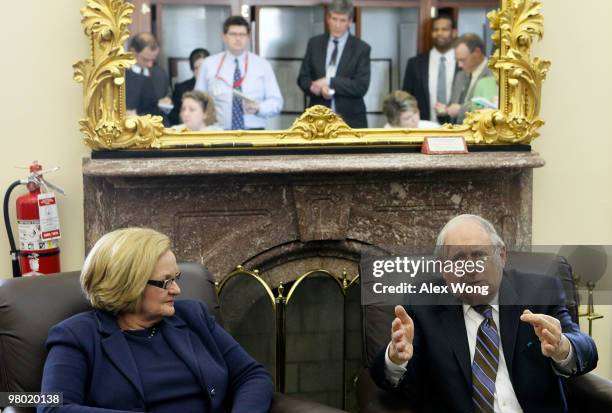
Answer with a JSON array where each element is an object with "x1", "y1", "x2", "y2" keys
[
  {"x1": 328, "y1": 0, "x2": 354, "y2": 18},
  {"x1": 434, "y1": 214, "x2": 505, "y2": 256},
  {"x1": 454, "y1": 33, "x2": 485, "y2": 54}
]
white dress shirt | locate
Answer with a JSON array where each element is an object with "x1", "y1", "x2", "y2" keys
[
  {"x1": 130, "y1": 64, "x2": 150, "y2": 77},
  {"x1": 427, "y1": 48, "x2": 455, "y2": 121},
  {"x1": 325, "y1": 30, "x2": 349, "y2": 112},
  {"x1": 384, "y1": 301, "x2": 577, "y2": 413},
  {"x1": 195, "y1": 51, "x2": 283, "y2": 130},
  {"x1": 325, "y1": 30, "x2": 350, "y2": 78}
]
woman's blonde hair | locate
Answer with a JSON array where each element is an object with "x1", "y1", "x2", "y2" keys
[
  {"x1": 382, "y1": 90, "x2": 419, "y2": 126},
  {"x1": 80, "y1": 227, "x2": 170, "y2": 314},
  {"x1": 182, "y1": 90, "x2": 217, "y2": 126}
]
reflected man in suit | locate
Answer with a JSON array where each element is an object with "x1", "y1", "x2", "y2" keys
[
  {"x1": 443, "y1": 33, "x2": 494, "y2": 123},
  {"x1": 401, "y1": 14, "x2": 457, "y2": 124},
  {"x1": 195, "y1": 16, "x2": 283, "y2": 130},
  {"x1": 170, "y1": 48, "x2": 210, "y2": 125},
  {"x1": 370, "y1": 214, "x2": 598, "y2": 413},
  {"x1": 125, "y1": 70, "x2": 158, "y2": 116},
  {"x1": 297, "y1": 0, "x2": 371, "y2": 128},
  {"x1": 129, "y1": 33, "x2": 172, "y2": 108}
]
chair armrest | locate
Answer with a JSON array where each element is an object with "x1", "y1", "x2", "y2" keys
[
  {"x1": 270, "y1": 392, "x2": 347, "y2": 413},
  {"x1": 567, "y1": 372, "x2": 612, "y2": 411},
  {"x1": 355, "y1": 368, "x2": 417, "y2": 413}
]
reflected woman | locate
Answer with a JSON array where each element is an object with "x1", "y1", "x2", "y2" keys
[
  {"x1": 39, "y1": 228, "x2": 272, "y2": 413},
  {"x1": 382, "y1": 90, "x2": 440, "y2": 129},
  {"x1": 175, "y1": 91, "x2": 222, "y2": 131},
  {"x1": 169, "y1": 48, "x2": 210, "y2": 125}
]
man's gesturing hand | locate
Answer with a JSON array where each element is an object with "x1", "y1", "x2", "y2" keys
[
  {"x1": 388, "y1": 305, "x2": 415, "y2": 365},
  {"x1": 520, "y1": 309, "x2": 571, "y2": 362}
]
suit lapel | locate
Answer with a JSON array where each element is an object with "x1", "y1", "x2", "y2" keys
[
  {"x1": 477, "y1": 66, "x2": 492, "y2": 82},
  {"x1": 499, "y1": 275, "x2": 521, "y2": 380},
  {"x1": 316, "y1": 35, "x2": 330, "y2": 75},
  {"x1": 96, "y1": 310, "x2": 213, "y2": 408},
  {"x1": 161, "y1": 318, "x2": 212, "y2": 408},
  {"x1": 439, "y1": 305, "x2": 472, "y2": 385},
  {"x1": 96, "y1": 312, "x2": 145, "y2": 401},
  {"x1": 451, "y1": 71, "x2": 468, "y2": 104},
  {"x1": 337, "y1": 35, "x2": 355, "y2": 76},
  {"x1": 419, "y1": 53, "x2": 430, "y2": 108}
]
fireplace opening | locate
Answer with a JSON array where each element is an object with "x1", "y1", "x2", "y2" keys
[{"x1": 218, "y1": 269, "x2": 362, "y2": 411}]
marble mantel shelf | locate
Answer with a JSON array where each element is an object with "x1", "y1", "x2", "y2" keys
[{"x1": 82, "y1": 151, "x2": 545, "y2": 177}]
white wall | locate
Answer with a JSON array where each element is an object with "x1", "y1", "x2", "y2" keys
[
  {"x1": 0, "y1": 1, "x2": 89, "y2": 276},
  {"x1": 0, "y1": 0, "x2": 610, "y2": 378},
  {"x1": 532, "y1": 0, "x2": 612, "y2": 379}
]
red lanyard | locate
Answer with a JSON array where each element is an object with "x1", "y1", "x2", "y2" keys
[{"x1": 214, "y1": 53, "x2": 249, "y2": 89}]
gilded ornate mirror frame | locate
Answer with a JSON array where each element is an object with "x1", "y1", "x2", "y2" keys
[{"x1": 74, "y1": 0, "x2": 550, "y2": 151}]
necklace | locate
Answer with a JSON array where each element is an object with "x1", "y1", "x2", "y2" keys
[{"x1": 121, "y1": 326, "x2": 158, "y2": 339}]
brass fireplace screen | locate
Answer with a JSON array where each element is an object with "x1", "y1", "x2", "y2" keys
[{"x1": 216, "y1": 266, "x2": 361, "y2": 410}]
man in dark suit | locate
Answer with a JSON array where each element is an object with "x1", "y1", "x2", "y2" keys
[
  {"x1": 169, "y1": 48, "x2": 210, "y2": 125},
  {"x1": 297, "y1": 0, "x2": 371, "y2": 128},
  {"x1": 128, "y1": 33, "x2": 172, "y2": 105},
  {"x1": 128, "y1": 32, "x2": 173, "y2": 125},
  {"x1": 370, "y1": 214, "x2": 598, "y2": 413},
  {"x1": 402, "y1": 14, "x2": 457, "y2": 124},
  {"x1": 125, "y1": 69, "x2": 159, "y2": 116}
]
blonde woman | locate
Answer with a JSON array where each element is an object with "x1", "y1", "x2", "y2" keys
[
  {"x1": 39, "y1": 228, "x2": 272, "y2": 413},
  {"x1": 382, "y1": 90, "x2": 440, "y2": 129}
]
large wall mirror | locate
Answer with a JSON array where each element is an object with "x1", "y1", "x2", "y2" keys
[{"x1": 75, "y1": 0, "x2": 549, "y2": 151}]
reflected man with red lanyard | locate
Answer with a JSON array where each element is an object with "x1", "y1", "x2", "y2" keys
[{"x1": 195, "y1": 16, "x2": 283, "y2": 130}]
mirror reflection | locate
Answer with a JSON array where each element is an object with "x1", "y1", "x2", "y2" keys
[{"x1": 124, "y1": 0, "x2": 499, "y2": 132}]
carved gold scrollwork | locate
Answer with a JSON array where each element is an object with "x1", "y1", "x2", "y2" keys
[
  {"x1": 74, "y1": 0, "x2": 163, "y2": 150},
  {"x1": 466, "y1": 0, "x2": 551, "y2": 144},
  {"x1": 281, "y1": 105, "x2": 362, "y2": 140},
  {"x1": 75, "y1": 0, "x2": 549, "y2": 150}
]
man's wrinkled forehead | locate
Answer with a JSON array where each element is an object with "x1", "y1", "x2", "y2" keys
[
  {"x1": 443, "y1": 219, "x2": 494, "y2": 246},
  {"x1": 443, "y1": 244, "x2": 497, "y2": 259}
]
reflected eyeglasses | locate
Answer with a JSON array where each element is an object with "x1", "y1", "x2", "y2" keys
[
  {"x1": 226, "y1": 32, "x2": 248, "y2": 38},
  {"x1": 147, "y1": 272, "x2": 182, "y2": 290}
]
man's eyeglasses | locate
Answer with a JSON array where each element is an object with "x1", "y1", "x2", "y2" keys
[
  {"x1": 446, "y1": 246, "x2": 500, "y2": 263},
  {"x1": 226, "y1": 32, "x2": 249, "y2": 38},
  {"x1": 147, "y1": 272, "x2": 181, "y2": 290}
]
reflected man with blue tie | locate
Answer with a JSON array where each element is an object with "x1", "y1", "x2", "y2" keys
[
  {"x1": 297, "y1": 0, "x2": 371, "y2": 128},
  {"x1": 195, "y1": 16, "x2": 283, "y2": 130}
]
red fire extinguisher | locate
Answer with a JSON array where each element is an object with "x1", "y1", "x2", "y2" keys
[{"x1": 3, "y1": 161, "x2": 65, "y2": 277}]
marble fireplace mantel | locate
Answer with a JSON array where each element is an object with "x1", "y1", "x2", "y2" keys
[
  {"x1": 83, "y1": 151, "x2": 544, "y2": 286},
  {"x1": 84, "y1": 151, "x2": 544, "y2": 176}
]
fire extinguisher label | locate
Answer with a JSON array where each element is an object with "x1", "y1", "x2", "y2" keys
[
  {"x1": 38, "y1": 192, "x2": 61, "y2": 240},
  {"x1": 17, "y1": 220, "x2": 59, "y2": 250}
]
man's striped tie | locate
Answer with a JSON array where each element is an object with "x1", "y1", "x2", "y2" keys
[
  {"x1": 231, "y1": 58, "x2": 245, "y2": 130},
  {"x1": 472, "y1": 304, "x2": 499, "y2": 413}
]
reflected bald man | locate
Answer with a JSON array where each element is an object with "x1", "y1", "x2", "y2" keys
[{"x1": 442, "y1": 33, "x2": 494, "y2": 123}]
